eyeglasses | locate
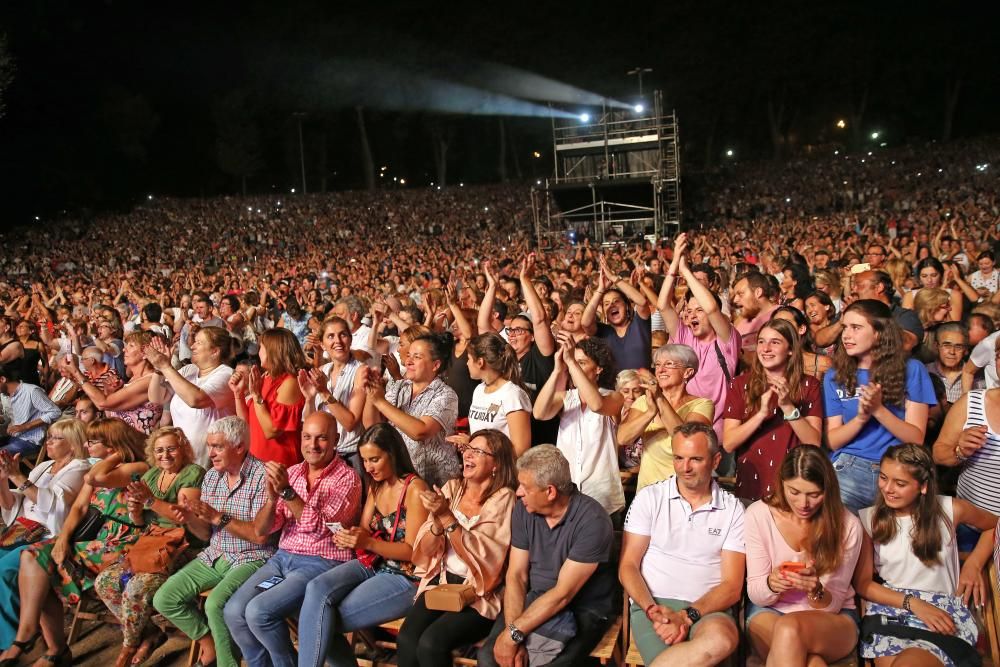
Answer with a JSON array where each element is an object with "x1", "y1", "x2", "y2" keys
[
  {"x1": 46, "y1": 434, "x2": 65, "y2": 441},
  {"x1": 154, "y1": 446, "x2": 180, "y2": 456},
  {"x1": 939, "y1": 342, "x2": 967, "y2": 351},
  {"x1": 654, "y1": 361, "x2": 687, "y2": 370},
  {"x1": 86, "y1": 439, "x2": 104, "y2": 447},
  {"x1": 457, "y1": 444, "x2": 494, "y2": 458},
  {"x1": 504, "y1": 327, "x2": 532, "y2": 336}
]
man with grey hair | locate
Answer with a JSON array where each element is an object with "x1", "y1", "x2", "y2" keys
[
  {"x1": 479, "y1": 445, "x2": 615, "y2": 667},
  {"x1": 619, "y1": 423, "x2": 745, "y2": 666},
  {"x1": 154, "y1": 415, "x2": 274, "y2": 667},
  {"x1": 926, "y1": 321, "x2": 977, "y2": 405}
]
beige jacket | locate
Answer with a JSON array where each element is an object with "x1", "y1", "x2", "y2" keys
[{"x1": 412, "y1": 479, "x2": 515, "y2": 619}]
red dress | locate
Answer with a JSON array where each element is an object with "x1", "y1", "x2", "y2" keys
[
  {"x1": 723, "y1": 373, "x2": 822, "y2": 501},
  {"x1": 247, "y1": 373, "x2": 304, "y2": 466}
]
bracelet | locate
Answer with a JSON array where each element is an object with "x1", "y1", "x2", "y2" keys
[
  {"x1": 17, "y1": 479, "x2": 33, "y2": 492},
  {"x1": 644, "y1": 603, "x2": 658, "y2": 621},
  {"x1": 765, "y1": 574, "x2": 778, "y2": 593},
  {"x1": 808, "y1": 581, "x2": 825, "y2": 602},
  {"x1": 444, "y1": 521, "x2": 460, "y2": 534},
  {"x1": 429, "y1": 523, "x2": 444, "y2": 536},
  {"x1": 902, "y1": 592, "x2": 913, "y2": 612},
  {"x1": 955, "y1": 444, "x2": 968, "y2": 462}
]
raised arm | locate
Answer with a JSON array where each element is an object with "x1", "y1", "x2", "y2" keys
[
  {"x1": 532, "y1": 345, "x2": 568, "y2": 422},
  {"x1": 477, "y1": 260, "x2": 500, "y2": 335},
  {"x1": 519, "y1": 254, "x2": 554, "y2": 356},
  {"x1": 656, "y1": 234, "x2": 686, "y2": 337},
  {"x1": 679, "y1": 253, "x2": 732, "y2": 340}
]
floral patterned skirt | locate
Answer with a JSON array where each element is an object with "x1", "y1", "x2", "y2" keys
[{"x1": 861, "y1": 586, "x2": 977, "y2": 667}]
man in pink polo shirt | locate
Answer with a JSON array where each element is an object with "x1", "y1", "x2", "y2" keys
[
  {"x1": 658, "y1": 235, "x2": 740, "y2": 446},
  {"x1": 732, "y1": 272, "x2": 779, "y2": 365}
]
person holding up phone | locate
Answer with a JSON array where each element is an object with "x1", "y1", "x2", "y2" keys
[
  {"x1": 224, "y1": 412, "x2": 362, "y2": 667},
  {"x1": 743, "y1": 447, "x2": 864, "y2": 667}
]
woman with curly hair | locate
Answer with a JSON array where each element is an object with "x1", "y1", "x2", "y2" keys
[
  {"x1": 823, "y1": 300, "x2": 937, "y2": 513},
  {"x1": 723, "y1": 318, "x2": 823, "y2": 501},
  {"x1": 534, "y1": 335, "x2": 625, "y2": 517},
  {"x1": 912, "y1": 287, "x2": 953, "y2": 364},
  {"x1": 779, "y1": 263, "x2": 814, "y2": 312},
  {"x1": 93, "y1": 426, "x2": 205, "y2": 667}
]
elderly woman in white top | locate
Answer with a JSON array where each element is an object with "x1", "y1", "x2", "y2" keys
[
  {"x1": 533, "y1": 334, "x2": 626, "y2": 518},
  {"x1": 0, "y1": 417, "x2": 90, "y2": 650},
  {"x1": 146, "y1": 326, "x2": 236, "y2": 467}
]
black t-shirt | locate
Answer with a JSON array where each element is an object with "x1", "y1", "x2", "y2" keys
[
  {"x1": 520, "y1": 344, "x2": 559, "y2": 445},
  {"x1": 511, "y1": 488, "x2": 615, "y2": 615},
  {"x1": 445, "y1": 347, "x2": 477, "y2": 420}
]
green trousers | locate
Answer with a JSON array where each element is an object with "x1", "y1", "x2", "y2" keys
[{"x1": 152, "y1": 556, "x2": 264, "y2": 667}]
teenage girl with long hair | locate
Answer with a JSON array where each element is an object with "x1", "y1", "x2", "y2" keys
[
  {"x1": 772, "y1": 306, "x2": 832, "y2": 380},
  {"x1": 823, "y1": 300, "x2": 937, "y2": 513},
  {"x1": 723, "y1": 318, "x2": 822, "y2": 501},
  {"x1": 854, "y1": 444, "x2": 997, "y2": 666}
]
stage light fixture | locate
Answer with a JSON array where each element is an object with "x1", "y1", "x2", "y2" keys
[
  {"x1": 579, "y1": 113, "x2": 590, "y2": 123},
  {"x1": 634, "y1": 104, "x2": 644, "y2": 113}
]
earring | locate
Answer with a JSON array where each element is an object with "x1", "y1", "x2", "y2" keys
[{"x1": 491, "y1": 468, "x2": 497, "y2": 477}]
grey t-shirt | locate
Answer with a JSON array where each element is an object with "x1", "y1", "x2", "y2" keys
[{"x1": 511, "y1": 487, "x2": 615, "y2": 615}]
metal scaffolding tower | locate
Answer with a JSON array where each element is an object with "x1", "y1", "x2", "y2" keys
[{"x1": 532, "y1": 90, "x2": 681, "y2": 248}]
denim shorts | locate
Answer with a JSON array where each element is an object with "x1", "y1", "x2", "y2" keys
[
  {"x1": 745, "y1": 599, "x2": 861, "y2": 630},
  {"x1": 832, "y1": 452, "x2": 881, "y2": 514}
]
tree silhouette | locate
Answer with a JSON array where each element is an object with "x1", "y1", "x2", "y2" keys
[{"x1": 0, "y1": 34, "x2": 13, "y2": 120}]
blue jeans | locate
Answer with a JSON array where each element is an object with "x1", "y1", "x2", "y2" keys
[
  {"x1": 833, "y1": 453, "x2": 880, "y2": 514},
  {"x1": 1, "y1": 437, "x2": 39, "y2": 458},
  {"x1": 224, "y1": 550, "x2": 342, "y2": 667},
  {"x1": 297, "y1": 559, "x2": 418, "y2": 667}
]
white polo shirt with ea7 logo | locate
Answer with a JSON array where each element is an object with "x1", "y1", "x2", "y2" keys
[{"x1": 624, "y1": 476, "x2": 745, "y2": 604}]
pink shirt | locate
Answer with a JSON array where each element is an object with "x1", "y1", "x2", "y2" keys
[
  {"x1": 272, "y1": 456, "x2": 362, "y2": 561},
  {"x1": 736, "y1": 304, "x2": 779, "y2": 352},
  {"x1": 671, "y1": 323, "x2": 741, "y2": 439},
  {"x1": 744, "y1": 500, "x2": 862, "y2": 613}
]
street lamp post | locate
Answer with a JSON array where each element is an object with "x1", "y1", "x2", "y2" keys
[
  {"x1": 627, "y1": 67, "x2": 653, "y2": 97},
  {"x1": 292, "y1": 111, "x2": 307, "y2": 194}
]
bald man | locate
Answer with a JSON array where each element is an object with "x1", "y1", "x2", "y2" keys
[{"x1": 225, "y1": 412, "x2": 362, "y2": 667}]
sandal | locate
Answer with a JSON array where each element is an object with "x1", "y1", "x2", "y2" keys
[
  {"x1": 130, "y1": 629, "x2": 166, "y2": 666},
  {"x1": 0, "y1": 632, "x2": 40, "y2": 667},
  {"x1": 35, "y1": 645, "x2": 72, "y2": 667}
]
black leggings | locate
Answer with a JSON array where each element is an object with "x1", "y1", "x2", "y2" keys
[{"x1": 396, "y1": 592, "x2": 494, "y2": 667}]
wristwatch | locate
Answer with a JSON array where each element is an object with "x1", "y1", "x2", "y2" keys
[
  {"x1": 280, "y1": 486, "x2": 297, "y2": 501},
  {"x1": 683, "y1": 606, "x2": 701, "y2": 624},
  {"x1": 508, "y1": 623, "x2": 525, "y2": 645},
  {"x1": 217, "y1": 513, "x2": 233, "y2": 529},
  {"x1": 782, "y1": 407, "x2": 802, "y2": 421}
]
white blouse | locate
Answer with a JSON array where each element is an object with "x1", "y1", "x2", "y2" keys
[{"x1": 2, "y1": 458, "x2": 91, "y2": 537}]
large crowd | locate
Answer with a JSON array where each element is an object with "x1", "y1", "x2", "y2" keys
[{"x1": 0, "y1": 137, "x2": 996, "y2": 667}]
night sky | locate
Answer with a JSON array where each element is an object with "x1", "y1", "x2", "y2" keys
[{"x1": 0, "y1": 0, "x2": 997, "y2": 226}]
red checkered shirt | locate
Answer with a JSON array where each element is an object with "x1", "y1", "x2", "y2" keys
[{"x1": 271, "y1": 455, "x2": 362, "y2": 561}]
